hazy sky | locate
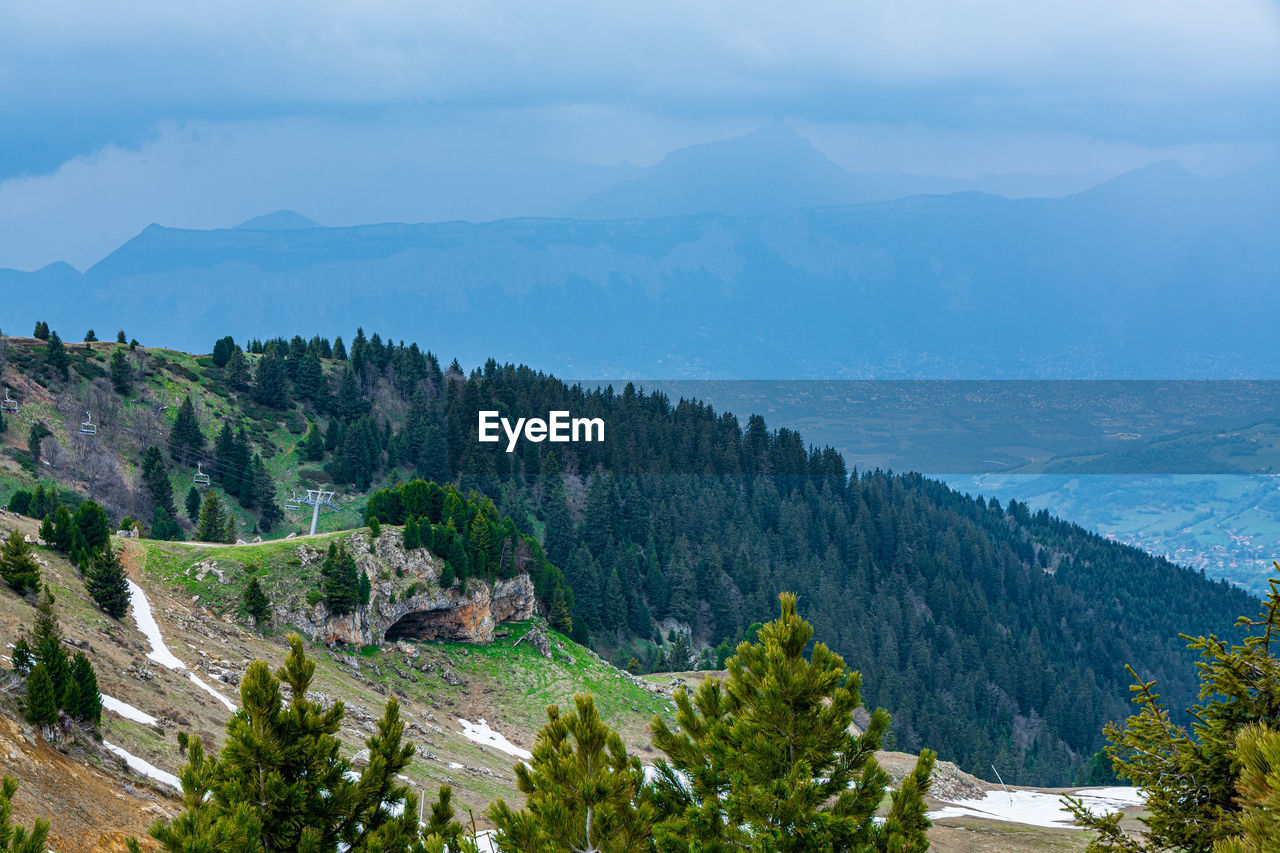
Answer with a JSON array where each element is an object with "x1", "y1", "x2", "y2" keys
[{"x1": 1, "y1": 0, "x2": 1277, "y2": 270}]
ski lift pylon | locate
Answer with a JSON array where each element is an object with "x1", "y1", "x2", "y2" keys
[
  {"x1": 1, "y1": 388, "x2": 17, "y2": 413},
  {"x1": 80, "y1": 411, "x2": 96, "y2": 436},
  {"x1": 194, "y1": 462, "x2": 211, "y2": 486}
]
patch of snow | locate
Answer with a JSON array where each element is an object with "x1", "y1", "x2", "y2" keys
[
  {"x1": 474, "y1": 830, "x2": 498, "y2": 853},
  {"x1": 188, "y1": 673, "x2": 237, "y2": 712},
  {"x1": 103, "y1": 740, "x2": 181, "y2": 790},
  {"x1": 928, "y1": 786, "x2": 1145, "y2": 828},
  {"x1": 101, "y1": 693, "x2": 158, "y2": 726},
  {"x1": 127, "y1": 579, "x2": 185, "y2": 670},
  {"x1": 456, "y1": 718, "x2": 532, "y2": 760},
  {"x1": 448, "y1": 762, "x2": 464, "y2": 769}
]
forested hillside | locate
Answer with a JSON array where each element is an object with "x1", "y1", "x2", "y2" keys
[{"x1": 0, "y1": 328, "x2": 1260, "y2": 786}]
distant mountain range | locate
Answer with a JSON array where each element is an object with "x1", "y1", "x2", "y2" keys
[
  {"x1": 566, "y1": 125, "x2": 1106, "y2": 219},
  {"x1": 2, "y1": 131, "x2": 1275, "y2": 378}
]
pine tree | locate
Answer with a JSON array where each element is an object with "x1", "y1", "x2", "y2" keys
[
  {"x1": 0, "y1": 529, "x2": 40, "y2": 593},
  {"x1": 70, "y1": 651, "x2": 101, "y2": 726},
  {"x1": 185, "y1": 486, "x2": 202, "y2": 522},
  {"x1": 0, "y1": 775, "x2": 51, "y2": 852},
  {"x1": 141, "y1": 445, "x2": 176, "y2": 515},
  {"x1": 299, "y1": 422, "x2": 326, "y2": 461},
  {"x1": 489, "y1": 693, "x2": 654, "y2": 853},
  {"x1": 1215, "y1": 724, "x2": 1280, "y2": 853},
  {"x1": 43, "y1": 332, "x2": 69, "y2": 380},
  {"x1": 252, "y1": 349, "x2": 292, "y2": 410},
  {"x1": 145, "y1": 634, "x2": 427, "y2": 853},
  {"x1": 549, "y1": 586, "x2": 574, "y2": 635},
  {"x1": 73, "y1": 499, "x2": 111, "y2": 553},
  {"x1": 226, "y1": 346, "x2": 250, "y2": 388},
  {"x1": 439, "y1": 560, "x2": 456, "y2": 589},
  {"x1": 649, "y1": 593, "x2": 934, "y2": 853},
  {"x1": 223, "y1": 513, "x2": 238, "y2": 544},
  {"x1": 294, "y1": 349, "x2": 325, "y2": 404},
  {"x1": 49, "y1": 505, "x2": 74, "y2": 552},
  {"x1": 85, "y1": 544, "x2": 130, "y2": 619},
  {"x1": 169, "y1": 395, "x2": 205, "y2": 464},
  {"x1": 322, "y1": 542, "x2": 360, "y2": 615},
  {"x1": 211, "y1": 335, "x2": 235, "y2": 367},
  {"x1": 109, "y1": 348, "x2": 133, "y2": 394},
  {"x1": 243, "y1": 577, "x2": 270, "y2": 627},
  {"x1": 196, "y1": 491, "x2": 227, "y2": 542},
  {"x1": 252, "y1": 455, "x2": 282, "y2": 532},
  {"x1": 1069, "y1": 565, "x2": 1280, "y2": 852},
  {"x1": 24, "y1": 663, "x2": 58, "y2": 727},
  {"x1": 60, "y1": 675, "x2": 81, "y2": 719},
  {"x1": 403, "y1": 516, "x2": 421, "y2": 550}
]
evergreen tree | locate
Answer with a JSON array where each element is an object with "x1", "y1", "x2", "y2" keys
[
  {"x1": 85, "y1": 544, "x2": 130, "y2": 619},
  {"x1": 439, "y1": 560, "x2": 456, "y2": 589},
  {"x1": 489, "y1": 693, "x2": 654, "y2": 853},
  {"x1": 403, "y1": 516, "x2": 420, "y2": 550},
  {"x1": 223, "y1": 513, "x2": 238, "y2": 544},
  {"x1": 252, "y1": 349, "x2": 292, "y2": 409},
  {"x1": 299, "y1": 422, "x2": 326, "y2": 461},
  {"x1": 151, "y1": 507, "x2": 183, "y2": 541},
  {"x1": 322, "y1": 542, "x2": 360, "y2": 615},
  {"x1": 196, "y1": 491, "x2": 227, "y2": 542},
  {"x1": 49, "y1": 505, "x2": 74, "y2": 552},
  {"x1": 252, "y1": 455, "x2": 282, "y2": 531},
  {"x1": 73, "y1": 499, "x2": 111, "y2": 553},
  {"x1": 24, "y1": 663, "x2": 57, "y2": 727},
  {"x1": 168, "y1": 396, "x2": 205, "y2": 464},
  {"x1": 0, "y1": 529, "x2": 40, "y2": 593},
  {"x1": 649, "y1": 593, "x2": 934, "y2": 853},
  {"x1": 243, "y1": 577, "x2": 270, "y2": 626},
  {"x1": 117, "y1": 329, "x2": 127, "y2": 343},
  {"x1": 1215, "y1": 724, "x2": 1280, "y2": 853},
  {"x1": 141, "y1": 445, "x2": 176, "y2": 515},
  {"x1": 226, "y1": 346, "x2": 250, "y2": 388},
  {"x1": 69, "y1": 651, "x2": 101, "y2": 726},
  {"x1": 549, "y1": 586, "x2": 574, "y2": 635},
  {"x1": 32, "y1": 320, "x2": 49, "y2": 340},
  {"x1": 1069, "y1": 565, "x2": 1280, "y2": 852},
  {"x1": 185, "y1": 486, "x2": 202, "y2": 522},
  {"x1": 109, "y1": 348, "x2": 132, "y2": 394},
  {"x1": 83, "y1": 329, "x2": 97, "y2": 342},
  {"x1": 211, "y1": 335, "x2": 235, "y2": 367},
  {"x1": 60, "y1": 676, "x2": 81, "y2": 719},
  {"x1": 27, "y1": 421, "x2": 51, "y2": 467},
  {"x1": 43, "y1": 331, "x2": 69, "y2": 380},
  {"x1": 294, "y1": 349, "x2": 326, "y2": 404},
  {"x1": 332, "y1": 336, "x2": 347, "y2": 361},
  {"x1": 0, "y1": 775, "x2": 51, "y2": 853},
  {"x1": 143, "y1": 634, "x2": 429, "y2": 853}
]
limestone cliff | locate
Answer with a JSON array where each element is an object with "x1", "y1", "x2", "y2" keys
[{"x1": 271, "y1": 529, "x2": 537, "y2": 647}]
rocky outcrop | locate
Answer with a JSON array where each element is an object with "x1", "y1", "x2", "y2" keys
[{"x1": 277, "y1": 528, "x2": 537, "y2": 647}]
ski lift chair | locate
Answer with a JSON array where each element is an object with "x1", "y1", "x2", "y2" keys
[{"x1": 80, "y1": 411, "x2": 97, "y2": 435}]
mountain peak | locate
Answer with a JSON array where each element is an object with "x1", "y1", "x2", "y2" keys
[{"x1": 233, "y1": 209, "x2": 322, "y2": 231}]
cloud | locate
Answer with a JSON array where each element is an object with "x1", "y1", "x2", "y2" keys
[{"x1": 2, "y1": 0, "x2": 1276, "y2": 142}]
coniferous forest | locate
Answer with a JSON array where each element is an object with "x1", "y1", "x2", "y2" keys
[{"x1": 3, "y1": 328, "x2": 1260, "y2": 786}]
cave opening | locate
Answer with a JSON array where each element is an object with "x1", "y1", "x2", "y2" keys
[{"x1": 384, "y1": 607, "x2": 473, "y2": 642}]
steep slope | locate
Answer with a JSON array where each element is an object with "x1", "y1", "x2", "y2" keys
[{"x1": 0, "y1": 334, "x2": 1263, "y2": 788}]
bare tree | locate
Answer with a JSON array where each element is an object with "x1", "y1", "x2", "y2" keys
[{"x1": 40, "y1": 436, "x2": 66, "y2": 470}]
